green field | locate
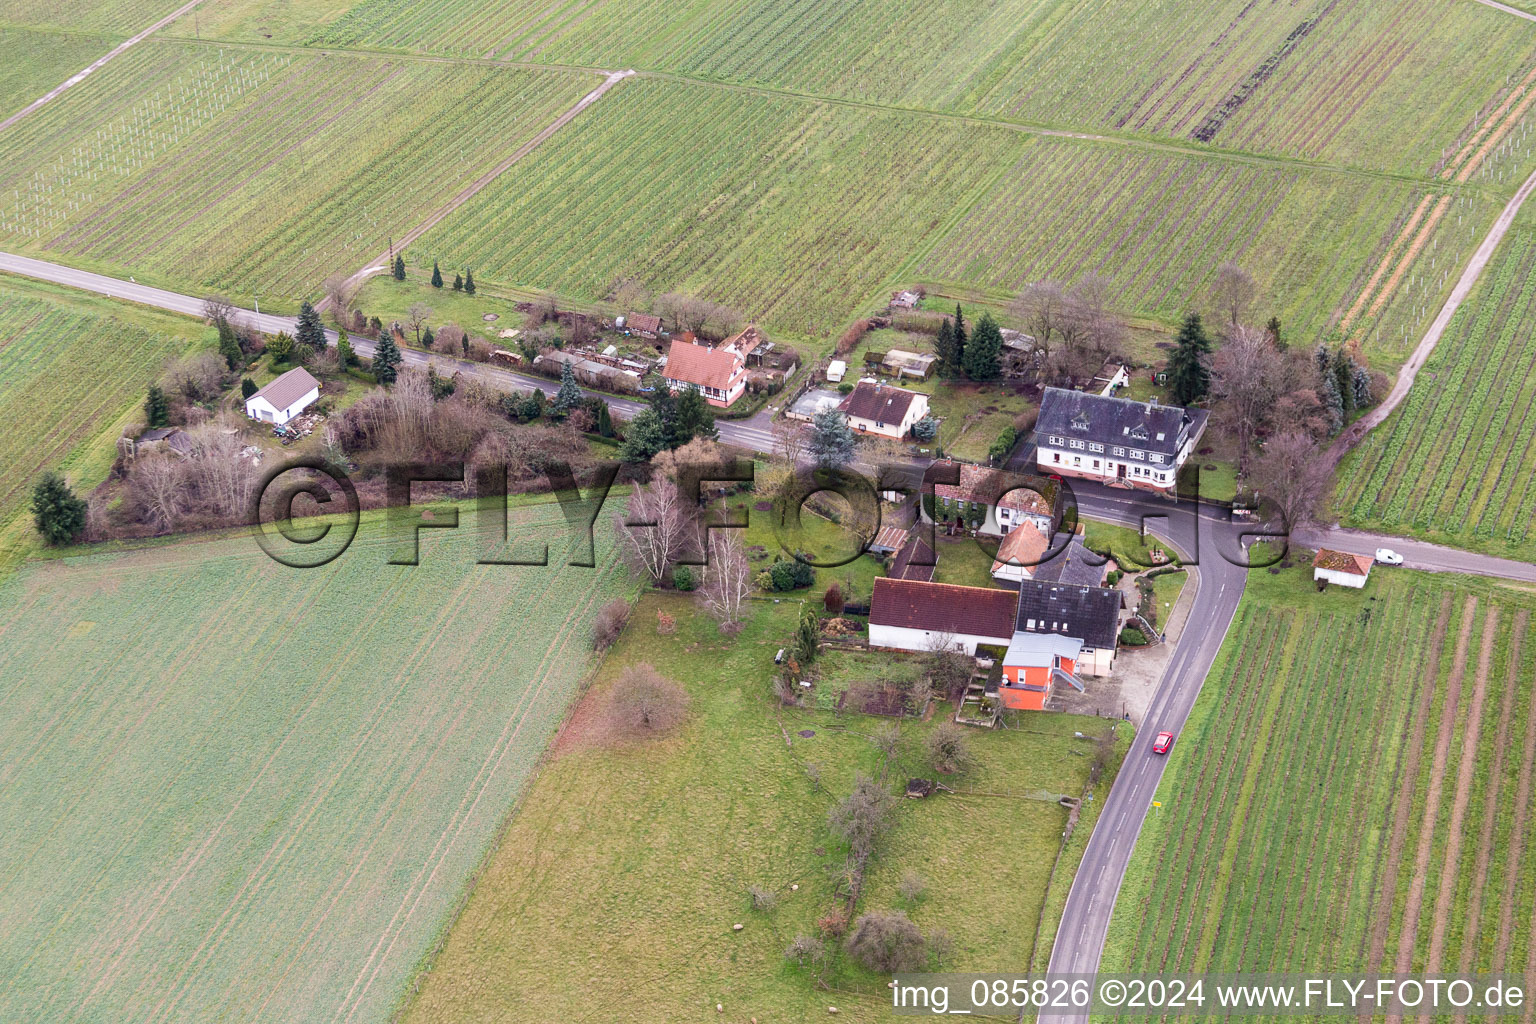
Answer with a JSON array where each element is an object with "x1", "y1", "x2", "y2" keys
[
  {"x1": 916, "y1": 136, "x2": 1501, "y2": 359},
  {"x1": 303, "y1": 0, "x2": 1536, "y2": 177},
  {"x1": 0, "y1": 29, "x2": 123, "y2": 120},
  {"x1": 401, "y1": 592, "x2": 1129, "y2": 1023},
  {"x1": 1335, "y1": 220, "x2": 1536, "y2": 560},
  {"x1": 1103, "y1": 567, "x2": 1536, "y2": 1005},
  {"x1": 0, "y1": 39, "x2": 596, "y2": 310},
  {"x1": 0, "y1": 498, "x2": 628, "y2": 1022},
  {"x1": 0, "y1": 275, "x2": 211, "y2": 564},
  {"x1": 0, "y1": 0, "x2": 186, "y2": 33}
]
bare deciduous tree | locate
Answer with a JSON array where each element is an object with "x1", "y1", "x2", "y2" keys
[
  {"x1": 1252, "y1": 429, "x2": 1329, "y2": 532},
  {"x1": 1211, "y1": 261, "x2": 1257, "y2": 330},
  {"x1": 604, "y1": 663, "x2": 689, "y2": 738},
  {"x1": 405, "y1": 303, "x2": 433, "y2": 345},
  {"x1": 616, "y1": 476, "x2": 693, "y2": 584},
  {"x1": 184, "y1": 419, "x2": 258, "y2": 518},
  {"x1": 827, "y1": 773, "x2": 896, "y2": 864},
  {"x1": 323, "y1": 273, "x2": 358, "y2": 315},
  {"x1": 1010, "y1": 276, "x2": 1125, "y2": 386},
  {"x1": 202, "y1": 293, "x2": 235, "y2": 327},
  {"x1": 592, "y1": 598, "x2": 631, "y2": 651},
  {"x1": 607, "y1": 275, "x2": 651, "y2": 312},
  {"x1": 1210, "y1": 324, "x2": 1286, "y2": 474},
  {"x1": 845, "y1": 911, "x2": 927, "y2": 973},
  {"x1": 698, "y1": 530, "x2": 752, "y2": 634},
  {"x1": 130, "y1": 454, "x2": 185, "y2": 532},
  {"x1": 925, "y1": 721, "x2": 976, "y2": 774}
]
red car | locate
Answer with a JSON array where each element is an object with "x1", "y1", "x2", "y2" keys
[{"x1": 1152, "y1": 731, "x2": 1175, "y2": 755}]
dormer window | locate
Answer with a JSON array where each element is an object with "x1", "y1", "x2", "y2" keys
[
  {"x1": 1130, "y1": 424, "x2": 1149, "y2": 441},
  {"x1": 1071, "y1": 412, "x2": 1090, "y2": 431}
]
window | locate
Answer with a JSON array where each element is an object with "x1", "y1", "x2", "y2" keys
[
  {"x1": 1111, "y1": 446, "x2": 1125, "y2": 457},
  {"x1": 1053, "y1": 453, "x2": 1061, "y2": 463},
  {"x1": 1131, "y1": 450, "x2": 1145, "y2": 460},
  {"x1": 1089, "y1": 443, "x2": 1104, "y2": 453},
  {"x1": 1093, "y1": 459, "x2": 1100, "y2": 469},
  {"x1": 1150, "y1": 453, "x2": 1164, "y2": 464},
  {"x1": 1073, "y1": 456, "x2": 1082, "y2": 466},
  {"x1": 1069, "y1": 439, "x2": 1085, "y2": 450}
]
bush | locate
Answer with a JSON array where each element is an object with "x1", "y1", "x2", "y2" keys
[
  {"x1": 925, "y1": 722, "x2": 976, "y2": 774},
  {"x1": 656, "y1": 611, "x2": 676, "y2": 635},
  {"x1": 1119, "y1": 626, "x2": 1149, "y2": 646},
  {"x1": 845, "y1": 910, "x2": 926, "y2": 973},
  {"x1": 672, "y1": 565, "x2": 696, "y2": 591},
  {"x1": 769, "y1": 560, "x2": 797, "y2": 591},
  {"x1": 603, "y1": 664, "x2": 688, "y2": 739},
  {"x1": 748, "y1": 885, "x2": 779, "y2": 912},
  {"x1": 835, "y1": 318, "x2": 875, "y2": 356},
  {"x1": 824, "y1": 583, "x2": 844, "y2": 615},
  {"x1": 591, "y1": 599, "x2": 630, "y2": 651},
  {"x1": 785, "y1": 934, "x2": 825, "y2": 967},
  {"x1": 1105, "y1": 569, "x2": 1123, "y2": 587},
  {"x1": 898, "y1": 869, "x2": 926, "y2": 905}
]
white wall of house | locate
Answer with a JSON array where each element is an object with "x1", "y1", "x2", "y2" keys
[
  {"x1": 665, "y1": 374, "x2": 745, "y2": 408},
  {"x1": 1076, "y1": 645, "x2": 1115, "y2": 676},
  {"x1": 991, "y1": 561, "x2": 1033, "y2": 585},
  {"x1": 1037, "y1": 444, "x2": 1177, "y2": 489},
  {"x1": 245, "y1": 387, "x2": 320, "y2": 426},
  {"x1": 847, "y1": 393, "x2": 930, "y2": 439},
  {"x1": 868, "y1": 622, "x2": 1008, "y2": 656},
  {"x1": 1314, "y1": 567, "x2": 1369, "y2": 589}
]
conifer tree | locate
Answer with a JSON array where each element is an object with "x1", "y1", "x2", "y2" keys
[
  {"x1": 392, "y1": 253, "x2": 406, "y2": 281},
  {"x1": 962, "y1": 312, "x2": 1002, "y2": 380},
  {"x1": 372, "y1": 329, "x2": 402, "y2": 385},
  {"x1": 31, "y1": 472, "x2": 86, "y2": 546},
  {"x1": 144, "y1": 384, "x2": 169, "y2": 428},
  {"x1": 1167, "y1": 312, "x2": 1212, "y2": 406},
  {"x1": 452, "y1": 273, "x2": 464, "y2": 292},
  {"x1": 464, "y1": 270, "x2": 476, "y2": 295},
  {"x1": 431, "y1": 261, "x2": 443, "y2": 288}
]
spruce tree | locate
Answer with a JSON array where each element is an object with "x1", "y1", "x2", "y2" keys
[
  {"x1": 934, "y1": 318, "x2": 958, "y2": 370},
  {"x1": 144, "y1": 384, "x2": 169, "y2": 428},
  {"x1": 648, "y1": 377, "x2": 679, "y2": 449},
  {"x1": 962, "y1": 312, "x2": 1002, "y2": 380},
  {"x1": 619, "y1": 407, "x2": 667, "y2": 462},
  {"x1": 674, "y1": 384, "x2": 718, "y2": 444},
  {"x1": 336, "y1": 330, "x2": 355, "y2": 367},
  {"x1": 241, "y1": 377, "x2": 258, "y2": 399},
  {"x1": 809, "y1": 408, "x2": 857, "y2": 470},
  {"x1": 296, "y1": 299, "x2": 326, "y2": 353},
  {"x1": 1333, "y1": 348, "x2": 1356, "y2": 416},
  {"x1": 596, "y1": 400, "x2": 614, "y2": 437},
  {"x1": 372, "y1": 330, "x2": 402, "y2": 385},
  {"x1": 952, "y1": 304, "x2": 968, "y2": 369},
  {"x1": 431, "y1": 261, "x2": 443, "y2": 288},
  {"x1": 218, "y1": 321, "x2": 244, "y2": 371},
  {"x1": 1167, "y1": 312, "x2": 1212, "y2": 406},
  {"x1": 1266, "y1": 315, "x2": 1285, "y2": 350},
  {"x1": 31, "y1": 471, "x2": 86, "y2": 546},
  {"x1": 392, "y1": 253, "x2": 406, "y2": 281},
  {"x1": 553, "y1": 360, "x2": 583, "y2": 413},
  {"x1": 464, "y1": 270, "x2": 476, "y2": 296},
  {"x1": 452, "y1": 273, "x2": 464, "y2": 292},
  {"x1": 421, "y1": 326, "x2": 435, "y2": 351}
]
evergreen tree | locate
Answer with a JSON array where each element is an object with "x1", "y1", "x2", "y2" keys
[
  {"x1": 295, "y1": 299, "x2": 326, "y2": 354},
  {"x1": 553, "y1": 360, "x2": 583, "y2": 414},
  {"x1": 595, "y1": 400, "x2": 614, "y2": 437},
  {"x1": 952, "y1": 304, "x2": 968, "y2": 369},
  {"x1": 1266, "y1": 315, "x2": 1285, "y2": 351},
  {"x1": 910, "y1": 415, "x2": 938, "y2": 442},
  {"x1": 372, "y1": 329, "x2": 402, "y2": 385},
  {"x1": 460, "y1": 333, "x2": 469, "y2": 358},
  {"x1": 392, "y1": 253, "x2": 406, "y2": 281},
  {"x1": 619, "y1": 407, "x2": 667, "y2": 462},
  {"x1": 241, "y1": 377, "x2": 258, "y2": 399},
  {"x1": 1167, "y1": 312, "x2": 1212, "y2": 406},
  {"x1": 1321, "y1": 367, "x2": 1345, "y2": 434},
  {"x1": 1332, "y1": 348, "x2": 1356, "y2": 416},
  {"x1": 962, "y1": 312, "x2": 1002, "y2": 380},
  {"x1": 648, "y1": 377, "x2": 679, "y2": 449},
  {"x1": 421, "y1": 326, "x2": 435, "y2": 351},
  {"x1": 452, "y1": 273, "x2": 464, "y2": 292},
  {"x1": 31, "y1": 472, "x2": 86, "y2": 546},
  {"x1": 934, "y1": 318, "x2": 959, "y2": 370},
  {"x1": 267, "y1": 331, "x2": 294, "y2": 363},
  {"x1": 464, "y1": 270, "x2": 476, "y2": 296},
  {"x1": 431, "y1": 261, "x2": 443, "y2": 288},
  {"x1": 674, "y1": 384, "x2": 718, "y2": 444},
  {"x1": 1352, "y1": 366, "x2": 1374, "y2": 409},
  {"x1": 369, "y1": 316, "x2": 383, "y2": 336},
  {"x1": 218, "y1": 321, "x2": 244, "y2": 371},
  {"x1": 809, "y1": 407, "x2": 857, "y2": 469},
  {"x1": 144, "y1": 384, "x2": 169, "y2": 428},
  {"x1": 336, "y1": 330, "x2": 355, "y2": 367}
]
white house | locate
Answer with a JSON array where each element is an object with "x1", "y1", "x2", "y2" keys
[
  {"x1": 928, "y1": 460, "x2": 1057, "y2": 537},
  {"x1": 245, "y1": 367, "x2": 321, "y2": 426},
  {"x1": 990, "y1": 523, "x2": 1050, "y2": 584},
  {"x1": 1034, "y1": 387, "x2": 1208, "y2": 493},
  {"x1": 868, "y1": 577, "x2": 1018, "y2": 656},
  {"x1": 1313, "y1": 548, "x2": 1372, "y2": 589},
  {"x1": 839, "y1": 381, "x2": 930, "y2": 439},
  {"x1": 661, "y1": 324, "x2": 764, "y2": 408}
]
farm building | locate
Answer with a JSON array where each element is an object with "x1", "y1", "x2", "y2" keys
[
  {"x1": 991, "y1": 523, "x2": 1051, "y2": 584},
  {"x1": 868, "y1": 577, "x2": 1017, "y2": 655},
  {"x1": 1313, "y1": 548, "x2": 1373, "y2": 588},
  {"x1": 928, "y1": 460, "x2": 1057, "y2": 536},
  {"x1": 133, "y1": 427, "x2": 193, "y2": 457},
  {"x1": 622, "y1": 312, "x2": 663, "y2": 339},
  {"x1": 1034, "y1": 387, "x2": 1207, "y2": 493},
  {"x1": 245, "y1": 367, "x2": 320, "y2": 426},
  {"x1": 881, "y1": 349, "x2": 937, "y2": 379},
  {"x1": 839, "y1": 381, "x2": 929, "y2": 439},
  {"x1": 1010, "y1": 579, "x2": 1122, "y2": 679}
]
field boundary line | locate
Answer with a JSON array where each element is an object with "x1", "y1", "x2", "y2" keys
[
  {"x1": 1470, "y1": 0, "x2": 1536, "y2": 24},
  {"x1": 0, "y1": 0, "x2": 206, "y2": 133},
  {"x1": 322, "y1": 68, "x2": 634, "y2": 311}
]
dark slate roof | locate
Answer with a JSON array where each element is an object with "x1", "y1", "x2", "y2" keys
[
  {"x1": 871, "y1": 577, "x2": 1017, "y2": 640},
  {"x1": 1036, "y1": 387, "x2": 1207, "y2": 459},
  {"x1": 888, "y1": 534, "x2": 935, "y2": 581},
  {"x1": 1032, "y1": 532, "x2": 1108, "y2": 587},
  {"x1": 839, "y1": 381, "x2": 918, "y2": 424},
  {"x1": 1014, "y1": 579, "x2": 1123, "y2": 650}
]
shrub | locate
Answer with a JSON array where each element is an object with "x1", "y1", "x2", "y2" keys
[
  {"x1": 1105, "y1": 569, "x2": 1123, "y2": 587},
  {"x1": 603, "y1": 664, "x2": 688, "y2": 739},
  {"x1": 1119, "y1": 626, "x2": 1149, "y2": 646},
  {"x1": 817, "y1": 912, "x2": 849, "y2": 939},
  {"x1": 240, "y1": 378, "x2": 258, "y2": 399},
  {"x1": 785, "y1": 934, "x2": 825, "y2": 967},
  {"x1": 656, "y1": 611, "x2": 676, "y2": 635},
  {"x1": 769, "y1": 560, "x2": 798, "y2": 591},
  {"x1": 926, "y1": 722, "x2": 976, "y2": 774},
  {"x1": 591, "y1": 599, "x2": 630, "y2": 651},
  {"x1": 672, "y1": 565, "x2": 696, "y2": 591},
  {"x1": 835, "y1": 318, "x2": 875, "y2": 356},
  {"x1": 754, "y1": 569, "x2": 774, "y2": 590},
  {"x1": 824, "y1": 583, "x2": 844, "y2": 615},
  {"x1": 748, "y1": 885, "x2": 779, "y2": 912},
  {"x1": 898, "y1": 869, "x2": 926, "y2": 905},
  {"x1": 827, "y1": 774, "x2": 896, "y2": 863},
  {"x1": 845, "y1": 910, "x2": 926, "y2": 973}
]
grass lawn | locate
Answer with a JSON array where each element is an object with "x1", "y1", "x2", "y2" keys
[
  {"x1": 1103, "y1": 564, "x2": 1536, "y2": 1010},
  {"x1": 1146, "y1": 569, "x2": 1187, "y2": 632},
  {"x1": 0, "y1": 496, "x2": 630, "y2": 1023},
  {"x1": 724, "y1": 488, "x2": 887, "y2": 606},
  {"x1": 931, "y1": 535, "x2": 998, "y2": 590},
  {"x1": 400, "y1": 593, "x2": 1131, "y2": 1023},
  {"x1": 1084, "y1": 519, "x2": 1178, "y2": 571}
]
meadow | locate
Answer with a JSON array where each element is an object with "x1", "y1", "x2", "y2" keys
[
  {"x1": 401, "y1": 593, "x2": 1129, "y2": 1023},
  {"x1": 0, "y1": 276, "x2": 211, "y2": 566},
  {"x1": 1335, "y1": 221, "x2": 1536, "y2": 560},
  {"x1": 0, "y1": 39, "x2": 598, "y2": 311},
  {"x1": 1102, "y1": 567, "x2": 1536, "y2": 1007},
  {"x1": 0, "y1": 497, "x2": 629, "y2": 1023},
  {"x1": 916, "y1": 136, "x2": 1501, "y2": 364},
  {"x1": 0, "y1": 29, "x2": 123, "y2": 120},
  {"x1": 304, "y1": 0, "x2": 1536, "y2": 178}
]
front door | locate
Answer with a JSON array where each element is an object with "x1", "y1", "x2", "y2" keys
[{"x1": 1116, "y1": 463, "x2": 1126, "y2": 480}]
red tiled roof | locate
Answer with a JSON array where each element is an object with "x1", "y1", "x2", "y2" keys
[
  {"x1": 1313, "y1": 548, "x2": 1372, "y2": 576},
  {"x1": 931, "y1": 462, "x2": 1054, "y2": 516},
  {"x1": 664, "y1": 340, "x2": 742, "y2": 391},
  {"x1": 722, "y1": 323, "x2": 766, "y2": 357},
  {"x1": 840, "y1": 381, "x2": 918, "y2": 423},
  {"x1": 627, "y1": 312, "x2": 662, "y2": 334},
  {"x1": 870, "y1": 577, "x2": 1017, "y2": 640},
  {"x1": 991, "y1": 524, "x2": 1050, "y2": 575}
]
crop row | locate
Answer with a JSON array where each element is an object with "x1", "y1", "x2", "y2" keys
[
  {"x1": 410, "y1": 77, "x2": 1026, "y2": 340},
  {"x1": 0, "y1": 39, "x2": 598, "y2": 310}
]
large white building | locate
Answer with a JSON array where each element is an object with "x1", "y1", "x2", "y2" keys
[
  {"x1": 867, "y1": 577, "x2": 1017, "y2": 656},
  {"x1": 1034, "y1": 388, "x2": 1207, "y2": 493},
  {"x1": 245, "y1": 367, "x2": 321, "y2": 426}
]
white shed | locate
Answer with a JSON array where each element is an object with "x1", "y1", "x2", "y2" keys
[
  {"x1": 245, "y1": 367, "x2": 321, "y2": 426},
  {"x1": 1312, "y1": 548, "x2": 1372, "y2": 589},
  {"x1": 827, "y1": 359, "x2": 847, "y2": 383}
]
